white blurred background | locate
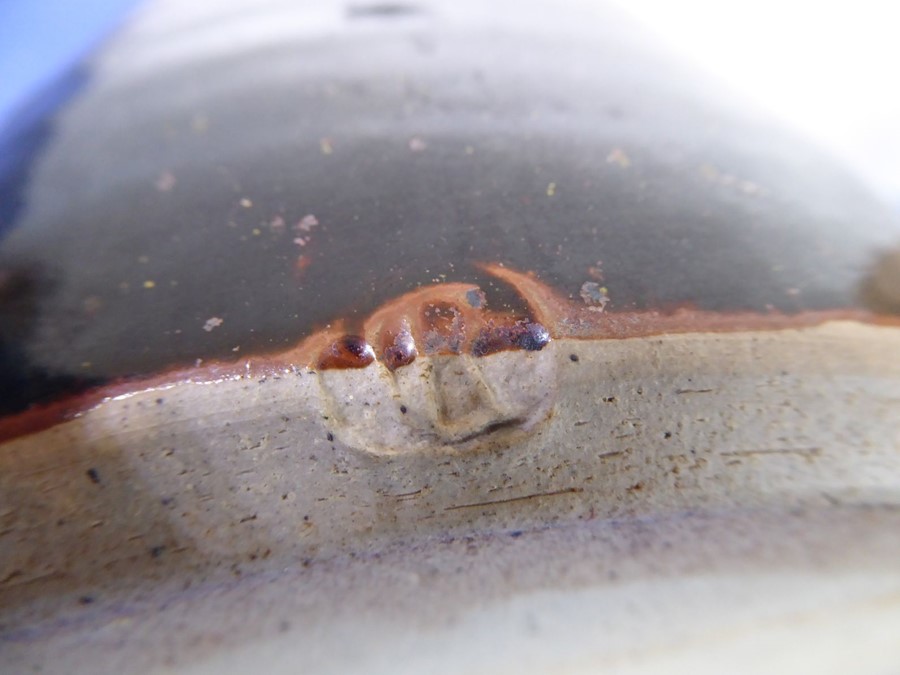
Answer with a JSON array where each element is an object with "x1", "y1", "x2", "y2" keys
[
  {"x1": 611, "y1": 0, "x2": 900, "y2": 210},
  {"x1": 2, "y1": 0, "x2": 899, "y2": 210}
]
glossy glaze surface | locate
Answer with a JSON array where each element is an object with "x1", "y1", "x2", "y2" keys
[{"x1": 1, "y1": 0, "x2": 898, "y2": 419}]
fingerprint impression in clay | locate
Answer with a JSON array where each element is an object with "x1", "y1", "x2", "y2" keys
[{"x1": 314, "y1": 272, "x2": 558, "y2": 455}]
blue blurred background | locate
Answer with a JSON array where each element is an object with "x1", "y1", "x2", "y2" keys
[
  {"x1": 0, "y1": 0, "x2": 141, "y2": 131},
  {"x1": 1, "y1": 0, "x2": 898, "y2": 209}
]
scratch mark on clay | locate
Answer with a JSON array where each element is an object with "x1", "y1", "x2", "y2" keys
[
  {"x1": 720, "y1": 447, "x2": 822, "y2": 457},
  {"x1": 444, "y1": 487, "x2": 583, "y2": 511},
  {"x1": 597, "y1": 450, "x2": 625, "y2": 459},
  {"x1": 675, "y1": 388, "x2": 715, "y2": 394},
  {"x1": 1, "y1": 569, "x2": 64, "y2": 588},
  {"x1": 392, "y1": 488, "x2": 426, "y2": 500}
]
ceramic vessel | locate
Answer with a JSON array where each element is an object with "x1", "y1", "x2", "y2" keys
[{"x1": 1, "y1": 1, "x2": 899, "y2": 673}]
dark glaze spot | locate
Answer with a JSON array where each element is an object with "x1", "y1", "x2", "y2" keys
[
  {"x1": 86, "y1": 468, "x2": 101, "y2": 484},
  {"x1": 471, "y1": 324, "x2": 515, "y2": 357},
  {"x1": 382, "y1": 329, "x2": 417, "y2": 370},
  {"x1": 317, "y1": 335, "x2": 376, "y2": 369},
  {"x1": 517, "y1": 322, "x2": 550, "y2": 351},
  {"x1": 471, "y1": 321, "x2": 550, "y2": 357}
]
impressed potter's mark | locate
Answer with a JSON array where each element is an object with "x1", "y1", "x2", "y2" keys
[
  {"x1": 311, "y1": 267, "x2": 557, "y2": 455},
  {"x1": 0, "y1": 263, "x2": 891, "y2": 448}
]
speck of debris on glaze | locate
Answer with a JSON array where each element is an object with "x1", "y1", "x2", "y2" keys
[
  {"x1": 203, "y1": 317, "x2": 224, "y2": 332},
  {"x1": 579, "y1": 281, "x2": 609, "y2": 311}
]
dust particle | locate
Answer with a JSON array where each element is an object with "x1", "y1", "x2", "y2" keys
[
  {"x1": 203, "y1": 317, "x2": 224, "y2": 332},
  {"x1": 579, "y1": 282, "x2": 609, "y2": 311},
  {"x1": 296, "y1": 214, "x2": 319, "y2": 231}
]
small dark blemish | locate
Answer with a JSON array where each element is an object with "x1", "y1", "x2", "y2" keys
[
  {"x1": 569, "y1": 354, "x2": 579, "y2": 362},
  {"x1": 517, "y1": 322, "x2": 550, "y2": 351},
  {"x1": 399, "y1": 405, "x2": 407, "y2": 414},
  {"x1": 663, "y1": 431, "x2": 672, "y2": 439},
  {"x1": 150, "y1": 545, "x2": 165, "y2": 559},
  {"x1": 86, "y1": 468, "x2": 101, "y2": 484},
  {"x1": 156, "y1": 398, "x2": 164, "y2": 405},
  {"x1": 160, "y1": 497, "x2": 174, "y2": 506},
  {"x1": 509, "y1": 530, "x2": 524, "y2": 538},
  {"x1": 326, "y1": 432, "x2": 334, "y2": 442},
  {"x1": 281, "y1": 494, "x2": 288, "y2": 500},
  {"x1": 78, "y1": 596, "x2": 95, "y2": 605}
]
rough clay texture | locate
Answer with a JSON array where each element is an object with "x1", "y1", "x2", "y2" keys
[{"x1": 1, "y1": 322, "x2": 899, "y2": 673}]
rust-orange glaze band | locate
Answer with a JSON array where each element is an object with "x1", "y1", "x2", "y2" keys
[{"x1": 0, "y1": 264, "x2": 896, "y2": 444}]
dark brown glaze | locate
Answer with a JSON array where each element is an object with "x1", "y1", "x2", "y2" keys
[
  {"x1": 316, "y1": 335, "x2": 376, "y2": 369},
  {"x1": 355, "y1": 276, "x2": 551, "y2": 368},
  {"x1": 479, "y1": 263, "x2": 898, "y2": 340},
  {"x1": 471, "y1": 321, "x2": 551, "y2": 357},
  {"x1": 860, "y1": 245, "x2": 900, "y2": 315},
  {"x1": 381, "y1": 324, "x2": 418, "y2": 371}
]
